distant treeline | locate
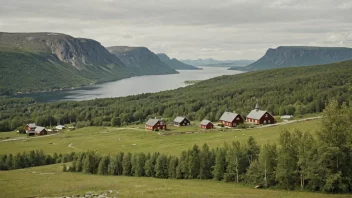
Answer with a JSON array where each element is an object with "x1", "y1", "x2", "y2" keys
[
  {"x1": 0, "y1": 150, "x2": 76, "y2": 170},
  {"x1": 66, "y1": 101, "x2": 352, "y2": 193},
  {"x1": 1, "y1": 61, "x2": 352, "y2": 132}
]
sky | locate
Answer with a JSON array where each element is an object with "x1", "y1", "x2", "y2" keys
[{"x1": 1, "y1": 0, "x2": 352, "y2": 60}]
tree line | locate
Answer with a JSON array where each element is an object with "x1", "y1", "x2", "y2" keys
[
  {"x1": 0, "y1": 150, "x2": 75, "y2": 170},
  {"x1": 65, "y1": 101, "x2": 352, "y2": 193}
]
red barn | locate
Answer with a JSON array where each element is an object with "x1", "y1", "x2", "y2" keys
[
  {"x1": 219, "y1": 112, "x2": 244, "y2": 127},
  {"x1": 145, "y1": 118, "x2": 167, "y2": 131},
  {"x1": 200, "y1": 120, "x2": 214, "y2": 129},
  {"x1": 246, "y1": 103, "x2": 275, "y2": 125}
]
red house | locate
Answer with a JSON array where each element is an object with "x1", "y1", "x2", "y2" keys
[
  {"x1": 246, "y1": 103, "x2": 275, "y2": 125},
  {"x1": 25, "y1": 123, "x2": 37, "y2": 133},
  {"x1": 200, "y1": 120, "x2": 214, "y2": 129},
  {"x1": 145, "y1": 118, "x2": 167, "y2": 131},
  {"x1": 219, "y1": 112, "x2": 244, "y2": 127}
]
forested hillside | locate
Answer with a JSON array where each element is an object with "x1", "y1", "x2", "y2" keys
[
  {"x1": 0, "y1": 60, "x2": 351, "y2": 131},
  {"x1": 0, "y1": 32, "x2": 178, "y2": 94}
]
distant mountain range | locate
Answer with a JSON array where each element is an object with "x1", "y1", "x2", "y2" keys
[
  {"x1": 0, "y1": 32, "x2": 179, "y2": 94},
  {"x1": 107, "y1": 46, "x2": 177, "y2": 74},
  {"x1": 229, "y1": 46, "x2": 352, "y2": 71},
  {"x1": 181, "y1": 59, "x2": 254, "y2": 67},
  {"x1": 157, "y1": 53, "x2": 201, "y2": 70}
]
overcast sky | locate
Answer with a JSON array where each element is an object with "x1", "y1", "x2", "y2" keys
[{"x1": 1, "y1": 0, "x2": 352, "y2": 60}]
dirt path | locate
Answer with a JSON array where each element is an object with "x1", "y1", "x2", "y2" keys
[
  {"x1": 0, "y1": 133, "x2": 60, "y2": 142},
  {"x1": 68, "y1": 143, "x2": 78, "y2": 150}
]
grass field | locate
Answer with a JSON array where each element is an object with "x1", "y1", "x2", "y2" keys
[
  {"x1": 0, "y1": 163, "x2": 350, "y2": 198},
  {"x1": 0, "y1": 118, "x2": 321, "y2": 156}
]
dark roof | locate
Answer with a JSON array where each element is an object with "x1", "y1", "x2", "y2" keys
[
  {"x1": 219, "y1": 112, "x2": 239, "y2": 122},
  {"x1": 173, "y1": 116, "x2": 187, "y2": 123},
  {"x1": 146, "y1": 118, "x2": 161, "y2": 126},
  {"x1": 200, "y1": 120, "x2": 212, "y2": 125},
  {"x1": 34, "y1": 126, "x2": 46, "y2": 133},
  {"x1": 247, "y1": 110, "x2": 272, "y2": 120}
]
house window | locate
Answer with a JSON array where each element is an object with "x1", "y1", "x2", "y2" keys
[
  {"x1": 265, "y1": 114, "x2": 268, "y2": 118},
  {"x1": 236, "y1": 117, "x2": 240, "y2": 120}
]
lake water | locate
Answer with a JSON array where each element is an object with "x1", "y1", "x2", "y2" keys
[{"x1": 19, "y1": 67, "x2": 243, "y2": 102}]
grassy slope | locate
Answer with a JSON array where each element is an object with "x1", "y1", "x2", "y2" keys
[
  {"x1": 0, "y1": 163, "x2": 349, "y2": 198},
  {"x1": 0, "y1": 46, "x2": 92, "y2": 93},
  {"x1": 0, "y1": 119, "x2": 320, "y2": 155}
]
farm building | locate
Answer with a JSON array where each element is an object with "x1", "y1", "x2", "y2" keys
[
  {"x1": 281, "y1": 115, "x2": 293, "y2": 120},
  {"x1": 25, "y1": 123, "x2": 37, "y2": 133},
  {"x1": 26, "y1": 126, "x2": 48, "y2": 136},
  {"x1": 56, "y1": 125, "x2": 66, "y2": 130},
  {"x1": 200, "y1": 120, "x2": 214, "y2": 129},
  {"x1": 173, "y1": 116, "x2": 191, "y2": 126},
  {"x1": 145, "y1": 118, "x2": 167, "y2": 131},
  {"x1": 246, "y1": 103, "x2": 275, "y2": 125},
  {"x1": 219, "y1": 112, "x2": 244, "y2": 127}
]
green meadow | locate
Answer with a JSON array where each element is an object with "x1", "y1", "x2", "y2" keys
[
  {"x1": 0, "y1": 163, "x2": 350, "y2": 198},
  {"x1": 0, "y1": 119, "x2": 320, "y2": 156}
]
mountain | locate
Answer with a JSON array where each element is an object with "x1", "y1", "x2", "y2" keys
[
  {"x1": 229, "y1": 46, "x2": 352, "y2": 71},
  {"x1": 107, "y1": 46, "x2": 178, "y2": 75},
  {"x1": 157, "y1": 53, "x2": 201, "y2": 70},
  {"x1": 181, "y1": 59, "x2": 254, "y2": 67},
  {"x1": 0, "y1": 32, "x2": 178, "y2": 94}
]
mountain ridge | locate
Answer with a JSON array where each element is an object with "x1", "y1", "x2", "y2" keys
[
  {"x1": 157, "y1": 53, "x2": 201, "y2": 70},
  {"x1": 229, "y1": 46, "x2": 352, "y2": 71}
]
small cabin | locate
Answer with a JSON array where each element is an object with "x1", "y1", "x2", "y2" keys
[
  {"x1": 173, "y1": 116, "x2": 191, "y2": 126},
  {"x1": 219, "y1": 112, "x2": 244, "y2": 127},
  {"x1": 56, "y1": 125, "x2": 66, "y2": 130},
  {"x1": 200, "y1": 120, "x2": 214, "y2": 129},
  {"x1": 27, "y1": 126, "x2": 47, "y2": 136},
  {"x1": 145, "y1": 118, "x2": 167, "y2": 131},
  {"x1": 281, "y1": 115, "x2": 293, "y2": 120},
  {"x1": 247, "y1": 103, "x2": 275, "y2": 125},
  {"x1": 25, "y1": 123, "x2": 37, "y2": 133}
]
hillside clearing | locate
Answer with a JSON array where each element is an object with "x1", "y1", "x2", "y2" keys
[{"x1": 0, "y1": 119, "x2": 321, "y2": 156}]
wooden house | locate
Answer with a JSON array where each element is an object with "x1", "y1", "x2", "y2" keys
[
  {"x1": 246, "y1": 103, "x2": 275, "y2": 125},
  {"x1": 219, "y1": 112, "x2": 244, "y2": 127},
  {"x1": 200, "y1": 120, "x2": 214, "y2": 129},
  {"x1": 34, "y1": 127, "x2": 48, "y2": 136},
  {"x1": 145, "y1": 118, "x2": 167, "y2": 131},
  {"x1": 25, "y1": 123, "x2": 37, "y2": 133},
  {"x1": 173, "y1": 116, "x2": 191, "y2": 126},
  {"x1": 56, "y1": 125, "x2": 66, "y2": 130}
]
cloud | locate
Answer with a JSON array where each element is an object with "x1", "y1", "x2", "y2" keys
[{"x1": 0, "y1": 0, "x2": 351, "y2": 59}]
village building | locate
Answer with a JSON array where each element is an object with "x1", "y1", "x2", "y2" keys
[
  {"x1": 145, "y1": 118, "x2": 167, "y2": 131},
  {"x1": 219, "y1": 112, "x2": 244, "y2": 127},
  {"x1": 56, "y1": 125, "x2": 66, "y2": 130},
  {"x1": 25, "y1": 123, "x2": 37, "y2": 133},
  {"x1": 26, "y1": 126, "x2": 48, "y2": 136},
  {"x1": 200, "y1": 120, "x2": 214, "y2": 129},
  {"x1": 173, "y1": 116, "x2": 191, "y2": 126},
  {"x1": 246, "y1": 103, "x2": 275, "y2": 125},
  {"x1": 281, "y1": 115, "x2": 293, "y2": 120}
]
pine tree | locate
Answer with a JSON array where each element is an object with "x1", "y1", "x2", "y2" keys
[
  {"x1": 97, "y1": 155, "x2": 110, "y2": 175},
  {"x1": 275, "y1": 130, "x2": 300, "y2": 189},
  {"x1": 155, "y1": 154, "x2": 168, "y2": 178},
  {"x1": 199, "y1": 143, "x2": 214, "y2": 179},
  {"x1": 247, "y1": 136, "x2": 260, "y2": 165},
  {"x1": 189, "y1": 144, "x2": 200, "y2": 179},
  {"x1": 122, "y1": 152, "x2": 132, "y2": 176},
  {"x1": 135, "y1": 153, "x2": 146, "y2": 177},
  {"x1": 212, "y1": 147, "x2": 227, "y2": 181}
]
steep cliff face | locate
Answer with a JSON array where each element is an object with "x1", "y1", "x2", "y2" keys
[
  {"x1": 229, "y1": 46, "x2": 352, "y2": 71},
  {"x1": 0, "y1": 32, "x2": 125, "y2": 70},
  {"x1": 157, "y1": 53, "x2": 201, "y2": 70},
  {"x1": 107, "y1": 46, "x2": 178, "y2": 75},
  {"x1": 0, "y1": 32, "x2": 179, "y2": 94}
]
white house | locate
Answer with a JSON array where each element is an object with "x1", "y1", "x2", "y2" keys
[{"x1": 55, "y1": 125, "x2": 66, "y2": 130}]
